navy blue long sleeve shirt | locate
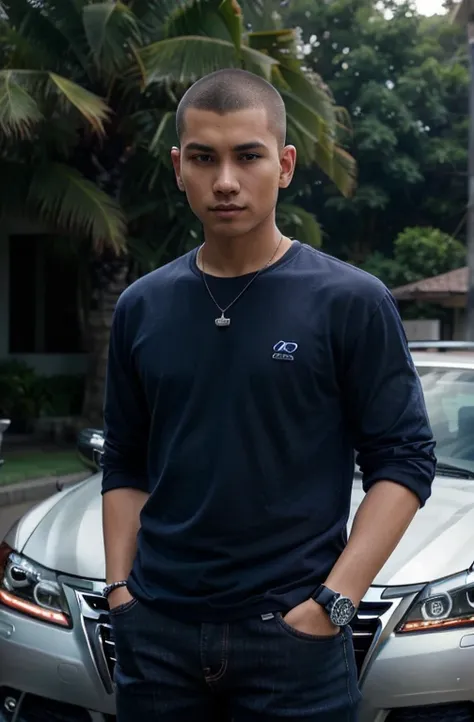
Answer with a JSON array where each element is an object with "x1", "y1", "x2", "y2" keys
[{"x1": 102, "y1": 241, "x2": 436, "y2": 621}]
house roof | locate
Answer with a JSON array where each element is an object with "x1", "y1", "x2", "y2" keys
[{"x1": 392, "y1": 266, "x2": 468, "y2": 300}]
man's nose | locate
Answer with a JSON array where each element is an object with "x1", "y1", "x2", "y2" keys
[{"x1": 213, "y1": 163, "x2": 240, "y2": 194}]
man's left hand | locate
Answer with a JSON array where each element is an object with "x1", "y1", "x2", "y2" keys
[{"x1": 283, "y1": 598, "x2": 340, "y2": 637}]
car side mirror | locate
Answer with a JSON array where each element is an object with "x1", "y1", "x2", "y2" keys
[{"x1": 77, "y1": 428, "x2": 104, "y2": 472}]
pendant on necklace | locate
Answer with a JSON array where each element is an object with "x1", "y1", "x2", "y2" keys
[{"x1": 215, "y1": 312, "x2": 231, "y2": 328}]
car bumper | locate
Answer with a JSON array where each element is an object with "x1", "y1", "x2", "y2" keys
[
  {"x1": 358, "y1": 588, "x2": 474, "y2": 722},
  {"x1": 1, "y1": 585, "x2": 474, "y2": 721},
  {"x1": 0, "y1": 582, "x2": 115, "y2": 718},
  {"x1": 359, "y1": 632, "x2": 474, "y2": 721}
]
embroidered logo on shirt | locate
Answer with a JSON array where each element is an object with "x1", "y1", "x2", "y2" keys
[{"x1": 272, "y1": 341, "x2": 298, "y2": 361}]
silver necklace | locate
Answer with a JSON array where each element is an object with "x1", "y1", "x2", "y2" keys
[{"x1": 198, "y1": 235, "x2": 284, "y2": 327}]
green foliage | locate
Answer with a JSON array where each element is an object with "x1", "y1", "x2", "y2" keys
[
  {"x1": 0, "y1": 0, "x2": 356, "y2": 260},
  {"x1": 359, "y1": 251, "x2": 404, "y2": 288},
  {"x1": 361, "y1": 226, "x2": 466, "y2": 288},
  {"x1": 277, "y1": 203, "x2": 322, "y2": 248},
  {"x1": 279, "y1": 0, "x2": 468, "y2": 263},
  {"x1": 0, "y1": 360, "x2": 47, "y2": 422},
  {"x1": 28, "y1": 164, "x2": 126, "y2": 255},
  {"x1": 0, "y1": 360, "x2": 85, "y2": 421},
  {"x1": 0, "y1": 70, "x2": 111, "y2": 137},
  {"x1": 39, "y1": 375, "x2": 85, "y2": 417},
  {"x1": 394, "y1": 227, "x2": 466, "y2": 283}
]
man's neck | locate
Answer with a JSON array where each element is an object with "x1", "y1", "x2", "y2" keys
[{"x1": 200, "y1": 223, "x2": 291, "y2": 278}]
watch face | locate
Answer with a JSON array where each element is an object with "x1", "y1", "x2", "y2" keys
[{"x1": 331, "y1": 596, "x2": 356, "y2": 626}]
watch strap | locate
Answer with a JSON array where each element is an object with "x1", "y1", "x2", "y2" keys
[
  {"x1": 312, "y1": 584, "x2": 357, "y2": 626},
  {"x1": 312, "y1": 584, "x2": 336, "y2": 610}
]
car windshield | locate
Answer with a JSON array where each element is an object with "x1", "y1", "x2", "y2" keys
[{"x1": 417, "y1": 365, "x2": 474, "y2": 475}]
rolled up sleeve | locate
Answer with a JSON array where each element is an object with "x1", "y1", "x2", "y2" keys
[
  {"x1": 101, "y1": 295, "x2": 150, "y2": 495},
  {"x1": 343, "y1": 290, "x2": 436, "y2": 507}
]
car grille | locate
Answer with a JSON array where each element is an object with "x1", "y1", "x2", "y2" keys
[
  {"x1": 97, "y1": 622, "x2": 115, "y2": 686},
  {"x1": 77, "y1": 593, "x2": 116, "y2": 693},
  {"x1": 94, "y1": 599, "x2": 392, "y2": 687},
  {"x1": 387, "y1": 702, "x2": 474, "y2": 721},
  {"x1": 350, "y1": 600, "x2": 392, "y2": 676}
]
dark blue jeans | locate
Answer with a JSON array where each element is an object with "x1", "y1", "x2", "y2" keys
[{"x1": 111, "y1": 598, "x2": 361, "y2": 721}]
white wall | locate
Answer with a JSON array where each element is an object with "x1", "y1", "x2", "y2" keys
[{"x1": 402, "y1": 319, "x2": 441, "y2": 341}]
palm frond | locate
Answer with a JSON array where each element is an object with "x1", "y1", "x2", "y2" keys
[
  {"x1": 218, "y1": 0, "x2": 243, "y2": 51},
  {"x1": 139, "y1": 36, "x2": 234, "y2": 85},
  {"x1": 48, "y1": 73, "x2": 111, "y2": 134},
  {"x1": 282, "y1": 89, "x2": 334, "y2": 152},
  {"x1": 238, "y1": 0, "x2": 280, "y2": 32},
  {"x1": 277, "y1": 202, "x2": 322, "y2": 247},
  {"x1": 247, "y1": 27, "x2": 297, "y2": 57},
  {"x1": 131, "y1": 0, "x2": 186, "y2": 25},
  {"x1": 139, "y1": 35, "x2": 276, "y2": 86},
  {"x1": 286, "y1": 118, "x2": 321, "y2": 165},
  {"x1": 1, "y1": 0, "x2": 91, "y2": 75},
  {"x1": 165, "y1": 0, "x2": 229, "y2": 40},
  {"x1": 83, "y1": 1, "x2": 141, "y2": 78},
  {"x1": 0, "y1": 70, "x2": 111, "y2": 136},
  {"x1": 284, "y1": 97, "x2": 356, "y2": 198},
  {"x1": 149, "y1": 110, "x2": 177, "y2": 156},
  {"x1": 335, "y1": 105, "x2": 352, "y2": 135},
  {"x1": 240, "y1": 45, "x2": 279, "y2": 79},
  {"x1": 157, "y1": 0, "x2": 242, "y2": 49},
  {"x1": 244, "y1": 30, "x2": 356, "y2": 195},
  {"x1": 0, "y1": 25, "x2": 58, "y2": 70},
  {"x1": 126, "y1": 179, "x2": 201, "y2": 273},
  {"x1": 275, "y1": 65, "x2": 337, "y2": 126},
  {"x1": 37, "y1": 115, "x2": 81, "y2": 159},
  {"x1": 0, "y1": 70, "x2": 43, "y2": 137},
  {"x1": 28, "y1": 163, "x2": 127, "y2": 253},
  {"x1": 127, "y1": 220, "x2": 188, "y2": 273},
  {"x1": 313, "y1": 144, "x2": 357, "y2": 199}
]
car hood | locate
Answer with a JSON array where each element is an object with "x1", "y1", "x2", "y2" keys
[{"x1": 13, "y1": 473, "x2": 474, "y2": 586}]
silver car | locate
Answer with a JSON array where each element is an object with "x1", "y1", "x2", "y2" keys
[{"x1": 2, "y1": 343, "x2": 474, "y2": 722}]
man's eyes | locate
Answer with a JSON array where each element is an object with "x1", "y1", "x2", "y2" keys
[
  {"x1": 190, "y1": 154, "x2": 261, "y2": 163},
  {"x1": 240, "y1": 153, "x2": 261, "y2": 162}
]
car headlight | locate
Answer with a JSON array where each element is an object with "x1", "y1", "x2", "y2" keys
[
  {"x1": 0, "y1": 542, "x2": 71, "y2": 627},
  {"x1": 398, "y1": 569, "x2": 474, "y2": 633}
]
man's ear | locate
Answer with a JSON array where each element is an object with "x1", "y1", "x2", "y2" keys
[
  {"x1": 279, "y1": 144, "x2": 297, "y2": 189},
  {"x1": 171, "y1": 147, "x2": 185, "y2": 191}
]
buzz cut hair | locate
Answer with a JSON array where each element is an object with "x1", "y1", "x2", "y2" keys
[{"x1": 175, "y1": 68, "x2": 287, "y2": 147}]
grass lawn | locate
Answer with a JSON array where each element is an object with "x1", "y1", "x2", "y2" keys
[{"x1": 0, "y1": 448, "x2": 86, "y2": 486}]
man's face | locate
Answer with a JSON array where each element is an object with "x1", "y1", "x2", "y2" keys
[{"x1": 171, "y1": 107, "x2": 296, "y2": 239}]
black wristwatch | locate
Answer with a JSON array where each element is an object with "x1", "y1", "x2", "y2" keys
[{"x1": 312, "y1": 584, "x2": 357, "y2": 627}]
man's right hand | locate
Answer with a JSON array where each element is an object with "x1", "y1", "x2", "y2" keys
[{"x1": 107, "y1": 585, "x2": 135, "y2": 611}]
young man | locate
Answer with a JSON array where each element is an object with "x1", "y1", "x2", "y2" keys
[{"x1": 101, "y1": 69, "x2": 436, "y2": 722}]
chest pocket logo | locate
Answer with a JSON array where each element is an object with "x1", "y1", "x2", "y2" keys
[{"x1": 272, "y1": 341, "x2": 298, "y2": 362}]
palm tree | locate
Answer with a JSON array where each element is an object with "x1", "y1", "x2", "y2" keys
[{"x1": 0, "y1": 0, "x2": 356, "y2": 424}]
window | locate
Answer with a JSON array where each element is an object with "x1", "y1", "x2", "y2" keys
[
  {"x1": 417, "y1": 365, "x2": 474, "y2": 464},
  {"x1": 8, "y1": 235, "x2": 82, "y2": 354}
]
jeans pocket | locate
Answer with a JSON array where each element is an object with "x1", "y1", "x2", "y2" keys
[
  {"x1": 109, "y1": 598, "x2": 139, "y2": 619},
  {"x1": 275, "y1": 612, "x2": 343, "y2": 643},
  {"x1": 342, "y1": 625, "x2": 362, "y2": 706}
]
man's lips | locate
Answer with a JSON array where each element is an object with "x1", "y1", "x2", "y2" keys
[
  {"x1": 210, "y1": 205, "x2": 246, "y2": 219},
  {"x1": 211, "y1": 205, "x2": 245, "y2": 211}
]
